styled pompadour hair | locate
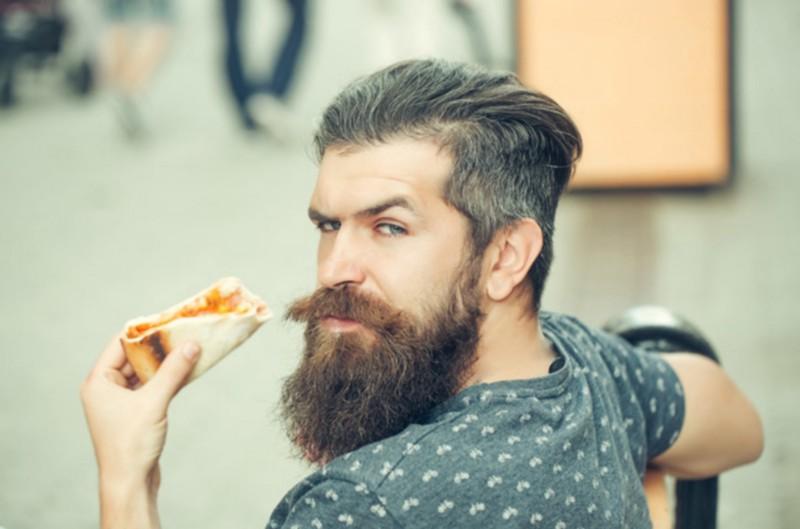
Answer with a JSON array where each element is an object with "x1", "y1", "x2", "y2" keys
[{"x1": 313, "y1": 59, "x2": 582, "y2": 311}]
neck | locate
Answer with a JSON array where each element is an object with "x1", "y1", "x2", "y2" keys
[{"x1": 462, "y1": 300, "x2": 555, "y2": 388}]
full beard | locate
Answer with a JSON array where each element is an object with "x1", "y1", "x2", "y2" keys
[{"x1": 280, "y1": 261, "x2": 483, "y2": 464}]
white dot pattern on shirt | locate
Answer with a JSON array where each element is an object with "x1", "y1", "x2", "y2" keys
[{"x1": 267, "y1": 312, "x2": 686, "y2": 529}]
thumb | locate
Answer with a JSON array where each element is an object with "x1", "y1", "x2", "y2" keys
[{"x1": 148, "y1": 342, "x2": 201, "y2": 404}]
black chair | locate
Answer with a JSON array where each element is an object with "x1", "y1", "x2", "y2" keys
[{"x1": 604, "y1": 306, "x2": 719, "y2": 529}]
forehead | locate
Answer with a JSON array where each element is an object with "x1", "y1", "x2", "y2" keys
[{"x1": 311, "y1": 139, "x2": 454, "y2": 213}]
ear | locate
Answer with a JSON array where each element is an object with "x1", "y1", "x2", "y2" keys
[{"x1": 484, "y1": 219, "x2": 543, "y2": 302}]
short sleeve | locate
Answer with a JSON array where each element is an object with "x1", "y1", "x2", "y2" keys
[
  {"x1": 267, "y1": 478, "x2": 404, "y2": 529},
  {"x1": 596, "y1": 331, "x2": 686, "y2": 460}
]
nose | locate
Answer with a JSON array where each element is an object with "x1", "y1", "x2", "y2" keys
[{"x1": 317, "y1": 229, "x2": 367, "y2": 289}]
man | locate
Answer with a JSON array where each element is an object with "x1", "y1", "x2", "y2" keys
[{"x1": 81, "y1": 60, "x2": 763, "y2": 528}]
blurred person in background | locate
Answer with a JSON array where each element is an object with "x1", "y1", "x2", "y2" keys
[
  {"x1": 100, "y1": 0, "x2": 174, "y2": 137},
  {"x1": 450, "y1": 0, "x2": 491, "y2": 66},
  {"x1": 221, "y1": 0, "x2": 307, "y2": 134},
  {"x1": 366, "y1": 0, "x2": 491, "y2": 69},
  {"x1": 0, "y1": 0, "x2": 99, "y2": 106}
]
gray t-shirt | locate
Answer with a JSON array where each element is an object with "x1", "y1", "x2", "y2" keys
[{"x1": 267, "y1": 312, "x2": 685, "y2": 529}]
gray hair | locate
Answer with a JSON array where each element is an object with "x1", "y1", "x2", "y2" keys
[{"x1": 313, "y1": 59, "x2": 582, "y2": 311}]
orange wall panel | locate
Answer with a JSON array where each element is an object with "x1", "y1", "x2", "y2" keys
[{"x1": 517, "y1": 0, "x2": 731, "y2": 188}]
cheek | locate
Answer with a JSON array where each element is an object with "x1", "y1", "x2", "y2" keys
[
  {"x1": 378, "y1": 255, "x2": 462, "y2": 318},
  {"x1": 368, "y1": 220, "x2": 471, "y2": 313}
]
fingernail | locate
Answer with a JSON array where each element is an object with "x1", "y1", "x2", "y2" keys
[{"x1": 182, "y1": 343, "x2": 200, "y2": 360}]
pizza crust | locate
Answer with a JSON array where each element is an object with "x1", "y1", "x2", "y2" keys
[{"x1": 121, "y1": 277, "x2": 271, "y2": 383}]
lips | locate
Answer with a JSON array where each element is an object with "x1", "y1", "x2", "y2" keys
[
  {"x1": 285, "y1": 287, "x2": 408, "y2": 336},
  {"x1": 321, "y1": 315, "x2": 363, "y2": 332}
]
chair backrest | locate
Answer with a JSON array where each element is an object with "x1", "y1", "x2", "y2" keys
[
  {"x1": 604, "y1": 306, "x2": 720, "y2": 529},
  {"x1": 645, "y1": 468, "x2": 719, "y2": 529}
]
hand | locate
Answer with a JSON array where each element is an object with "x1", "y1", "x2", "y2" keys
[{"x1": 80, "y1": 335, "x2": 200, "y2": 528}]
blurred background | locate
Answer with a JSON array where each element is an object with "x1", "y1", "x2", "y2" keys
[{"x1": 0, "y1": 0, "x2": 798, "y2": 527}]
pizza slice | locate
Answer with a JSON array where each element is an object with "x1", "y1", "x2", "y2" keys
[{"x1": 121, "y1": 277, "x2": 271, "y2": 384}]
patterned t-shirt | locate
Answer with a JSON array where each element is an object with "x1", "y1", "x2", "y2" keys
[{"x1": 267, "y1": 312, "x2": 686, "y2": 529}]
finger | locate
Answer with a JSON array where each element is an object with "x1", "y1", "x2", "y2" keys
[
  {"x1": 95, "y1": 333, "x2": 128, "y2": 371},
  {"x1": 85, "y1": 334, "x2": 127, "y2": 383},
  {"x1": 121, "y1": 363, "x2": 136, "y2": 379},
  {"x1": 104, "y1": 368, "x2": 128, "y2": 387},
  {"x1": 146, "y1": 342, "x2": 200, "y2": 405}
]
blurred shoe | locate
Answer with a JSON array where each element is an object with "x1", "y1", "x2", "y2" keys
[
  {"x1": 246, "y1": 93, "x2": 299, "y2": 142},
  {"x1": 114, "y1": 94, "x2": 147, "y2": 140}
]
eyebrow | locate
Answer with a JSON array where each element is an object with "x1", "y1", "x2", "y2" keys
[{"x1": 308, "y1": 196, "x2": 420, "y2": 223}]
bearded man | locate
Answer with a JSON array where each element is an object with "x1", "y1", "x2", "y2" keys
[{"x1": 81, "y1": 59, "x2": 763, "y2": 529}]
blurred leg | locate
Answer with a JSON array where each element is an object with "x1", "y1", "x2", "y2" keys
[
  {"x1": 121, "y1": 24, "x2": 171, "y2": 95},
  {"x1": 450, "y1": 0, "x2": 492, "y2": 66},
  {"x1": 100, "y1": 25, "x2": 134, "y2": 92},
  {"x1": 222, "y1": 0, "x2": 256, "y2": 128},
  {"x1": 267, "y1": 0, "x2": 307, "y2": 99}
]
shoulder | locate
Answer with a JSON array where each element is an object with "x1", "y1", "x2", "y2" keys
[
  {"x1": 268, "y1": 420, "x2": 471, "y2": 529},
  {"x1": 321, "y1": 388, "x2": 586, "y2": 526},
  {"x1": 540, "y1": 311, "x2": 623, "y2": 379},
  {"x1": 323, "y1": 416, "x2": 466, "y2": 491},
  {"x1": 541, "y1": 311, "x2": 686, "y2": 462},
  {"x1": 541, "y1": 310, "x2": 667, "y2": 382},
  {"x1": 267, "y1": 470, "x2": 403, "y2": 529}
]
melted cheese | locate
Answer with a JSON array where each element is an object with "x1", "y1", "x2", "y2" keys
[{"x1": 126, "y1": 287, "x2": 251, "y2": 339}]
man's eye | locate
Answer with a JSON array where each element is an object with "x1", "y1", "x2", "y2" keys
[
  {"x1": 376, "y1": 223, "x2": 407, "y2": 237},
  {"x1": 316, "y1": 220, "x2": 340, "y2": 232}
]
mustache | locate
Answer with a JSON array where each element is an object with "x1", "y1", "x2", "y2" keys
[
  {"x1": 285, "y1": 286, "x2": 410, "y2": 334},
  {"x1": 280, "y1": 264, "x2": 485, "y2": 464}
]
